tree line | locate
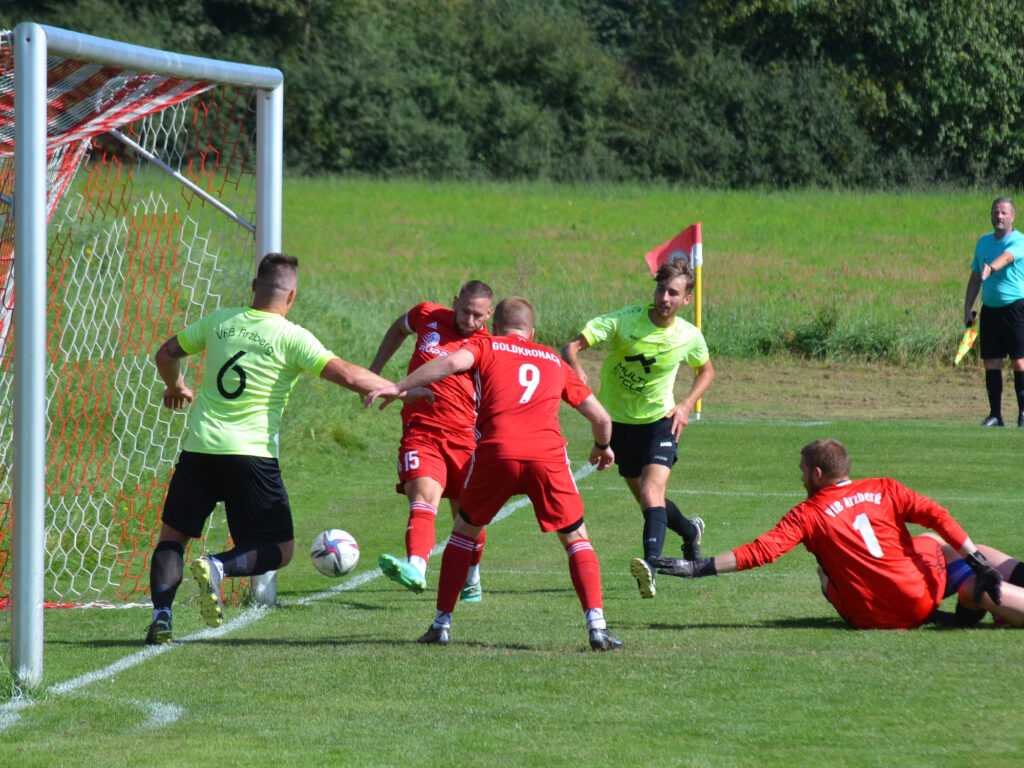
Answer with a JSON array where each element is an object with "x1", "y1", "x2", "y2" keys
[{"x1": 5, "y1": 0, "x2": 1024, "y2": 188}]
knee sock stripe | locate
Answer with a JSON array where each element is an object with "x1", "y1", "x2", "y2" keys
[
  {"x1": 448, "y1": 532, "x2": 478, "y2": 552},
  {"x1": 565, "y1": 539, "x2": 594, "y2": 556},
  {"x1": 409, "y1": 501, "x2": 438, "y2": 516}
]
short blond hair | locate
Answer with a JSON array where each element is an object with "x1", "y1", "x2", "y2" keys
[{"x1": 493, "y1": 297, "x2": 534, "y2": 335}]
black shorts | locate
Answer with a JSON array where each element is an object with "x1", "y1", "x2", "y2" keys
[
  {"x1": 161, "y1": 451, "x2": 293, "y2": 543},
  {"x1": 610, "y1": 418, "x2": 678, "y2": 479},
  {"x1": 980, "y1": 300, "x2": 1024, "y2": 360}
]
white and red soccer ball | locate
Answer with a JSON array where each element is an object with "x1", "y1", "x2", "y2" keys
[{"x1": 310, "y1": 529, "x2": 360, "y2": 577}]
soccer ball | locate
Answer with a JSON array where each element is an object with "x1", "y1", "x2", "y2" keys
[{"x1": 310, "y1": 529, "x2": 360, "y2": 577}]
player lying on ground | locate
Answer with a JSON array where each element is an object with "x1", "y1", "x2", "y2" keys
[
  {"x1": 649, "y1": 438, "x2": 1024, "y2": 630},
  {"x1": 366, "y1": 297, "x2": 624, "y2": 650}
]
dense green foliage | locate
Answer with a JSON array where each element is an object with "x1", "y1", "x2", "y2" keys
[{"x1": 5, "y1": 1, "x2": 1024, "y2": 187}]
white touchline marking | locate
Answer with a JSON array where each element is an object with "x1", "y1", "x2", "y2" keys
[{"x1": 0, "y1": 461, "x2": 601, "y2": 731}]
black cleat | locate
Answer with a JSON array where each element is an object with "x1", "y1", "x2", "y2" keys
[
  {"x1": 144, "y1": 616, "x2": 172, "y2": 645},
  {"x1": 417, "y1": 624, "x2": 450, "y2": 646},
  {"x1": 1018, "y1": 413, "x2": 1024, "y2": 428},
  {"x1": 981, "y1": 416, "x2": 1004, "y2": 427},
  {"x1": 682, "y1": 516, "x2": 705, "y2": 560},
  {"x1": 589, "y1": 627, "x2": 624, "y2": 651}
]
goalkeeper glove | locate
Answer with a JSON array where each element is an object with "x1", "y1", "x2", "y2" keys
[
  {"x1": 649, "y1": 556, "x2": 717, "y2": 578},
  {"x1": 965, "y1": 551, "x2": 1002, "y2": 605}
]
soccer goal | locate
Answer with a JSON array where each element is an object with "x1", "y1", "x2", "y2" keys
[{"x1": 1, "y1": 23, "x2": 283, "y2": 687}]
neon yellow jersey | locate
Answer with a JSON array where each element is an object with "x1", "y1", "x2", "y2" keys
[
  {"x1": 177, "y1": 307, "x2": 335, "y2": 457},
  {"x1": 581, "y1": 304, "x2": 709, "y2": 424}
]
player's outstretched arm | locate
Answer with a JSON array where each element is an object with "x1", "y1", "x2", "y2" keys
[
  {"x1": 651, "y1": 551, "x2": 738, "y2": 578},
  {"x1": 154, "y1": 335, "x2": 193, "y2": 410},
  {"x1": 368, "y1": 313, "x2": 412, "y2": 374},
  {"x1": 321, "y1": 357, "x2": 394, "y2": 396},
  {"x1": 560, "y1": 335, "x2": 590, "y2": 385},
  {"x1": 574, "y1": 393, "x2": 614, "y2": 470},
  {"x1": 364, "y1": 348, "x2": 474, "y2": 409}
]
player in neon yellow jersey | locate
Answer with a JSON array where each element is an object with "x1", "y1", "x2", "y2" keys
[
  {"x1": 561, "y1": 258, "x2": 715, "y2": 599},
  {"x1": 144, "y1": 252, "x2": 422, "y2": 644}
]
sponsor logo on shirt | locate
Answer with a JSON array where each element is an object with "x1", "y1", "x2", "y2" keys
[
  {"x1": 610, "y1": 360, "x2": 647, "y2": 393},
  {"x1": 491, "y1": 340, "x2": 561, "y2": 363}
]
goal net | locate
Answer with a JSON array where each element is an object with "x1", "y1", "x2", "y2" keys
[{"x1": 0, "y1": 25, "x2": 282, "y2": 617}]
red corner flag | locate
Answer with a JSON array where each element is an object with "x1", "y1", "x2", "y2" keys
[{"x1": 644, "y1": 223, "x2": 702, "y2": 274}]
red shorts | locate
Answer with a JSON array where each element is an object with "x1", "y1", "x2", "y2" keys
[
  {"x1": 459, "y1": 456, "x2": 584, "y2": 532},
  {"x1": 396, "y1": 426, "x2": 475, "y2": 499}
]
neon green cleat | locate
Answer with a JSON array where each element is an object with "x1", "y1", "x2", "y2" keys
[
  {"x1": 459, "y1": 580, "x2": 482, "y2": 602},
  {"x1": 629, "y1": 557, "x2": 656, "y2": 599},
  {"x1": 191, "y1": 555, "x2": 224, "y2": 627},
  {"x1": 378, "y1": 553, "x2": 426, "y2": 593}
]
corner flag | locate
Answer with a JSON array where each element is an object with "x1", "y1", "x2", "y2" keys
[{"x1": 644, "y1": 222, "x2": 702, "y2": 274}]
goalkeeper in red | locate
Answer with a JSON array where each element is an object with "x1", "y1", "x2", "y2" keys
[
  {"x1": 651, "y1": 438, "x2": 1024, "y2": 630},
  {"x1": 561, "y1": 258, "x2": 714, "y2": 600},
  {"x1": 145, "y1": 252, "x2": 408, "y2": 645},
  {"x1": 366, "y1": 297, "x2": 623, "y2": 650},
  {"x1": 368, "y1": 281, "x2": 493, "y2": 599}
]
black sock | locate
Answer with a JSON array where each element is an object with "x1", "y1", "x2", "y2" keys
[
  {"x1": 1008, "y1": 561, "x2": 1024, "y2": 588},
  {"x1": 665, "y1": 499, "x2": 699, "y2": 541},
  {"x1": 1015, "y1": 371, "x2": 1024, "y2": 417},
  {"x1": 150, "y1": 540, "x2": 185, "y2": 612},
  {"x1": 214, "y1": 540, "x2": 283, "y2": 577},
  {"x1": 986, "y1": 369, "x2": 1003, "y2": 418},
  {"x1": 641, "y1": 506, "x2": 668, "y2": 561}
]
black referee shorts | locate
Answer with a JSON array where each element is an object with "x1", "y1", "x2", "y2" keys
[
  {"x1": 161, "y1": 450, "x2": 294, "y2": 543},
  {"x1": 609, "y1": 418, "x2": 678, "y2": 479},
  {"x1": 980, "y1": 299, "x2": 1024, "y2": 360}
]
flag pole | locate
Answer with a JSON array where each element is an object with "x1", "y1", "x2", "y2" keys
[{"x1": 693, "y1": 258, "x2": 702, "y2": 419}]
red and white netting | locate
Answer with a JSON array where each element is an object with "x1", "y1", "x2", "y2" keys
[{"x1": 0, "y1": 30, "x2": 259, "y2": 606}]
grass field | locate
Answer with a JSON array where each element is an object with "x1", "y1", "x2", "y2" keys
[{"x1": 4, "y1": 181, "x2": 1024, "y2": 766}]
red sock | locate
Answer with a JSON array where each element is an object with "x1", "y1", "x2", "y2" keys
[
  {"x1": 565, "y1": 538, "x2": 603, "y2": 612},
  {"x1": 437, "y1": 532, "x2": 476, "y2": 613},
  {"x1": 470, "y1": 527, "x2": 486, "y2": 567},
  {"x1": 405, "y1": 501, "x2": 437, "y2": 562}
]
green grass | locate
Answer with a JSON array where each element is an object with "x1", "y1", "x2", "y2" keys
[
  {"x1": 6, "y1": 180, "x2": 1024, "y2": 765},
  {"x1": 5, "y1": 414, "x2": 1024, "y2": 766},
  {"x1": 282, "y1": 178, "x2": 1007, "y2": 362}
]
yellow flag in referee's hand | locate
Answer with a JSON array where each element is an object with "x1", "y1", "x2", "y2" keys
[{"x1": 954, "y1": 327, "x2": 978, "y2": 365}]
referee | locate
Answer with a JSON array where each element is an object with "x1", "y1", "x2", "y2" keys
[
  {"x1": 963, "y1": 197, "x2": 1024, "y2": 427},
  {"x1": 562, "y1": 258, "x2": 715, "y2": 599}
]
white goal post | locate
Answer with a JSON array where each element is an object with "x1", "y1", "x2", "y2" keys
[{"x1": 3, "y1": 22, "x2": 283, "y2": 688}]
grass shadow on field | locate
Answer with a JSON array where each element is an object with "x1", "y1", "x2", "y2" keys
[{"x1": 644, "y1": 616, "x2": 848, "y2": 632}]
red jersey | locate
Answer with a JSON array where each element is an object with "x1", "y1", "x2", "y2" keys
[
  {"x1": 400, "y1": 302, "x2": 488, "y2": 434},
  {"x1": 460, "y1": 334, "x2": 591, "y2": 462},
  {"x1": 732, "y1": 478, "x2": 970, "y2": 630}
]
